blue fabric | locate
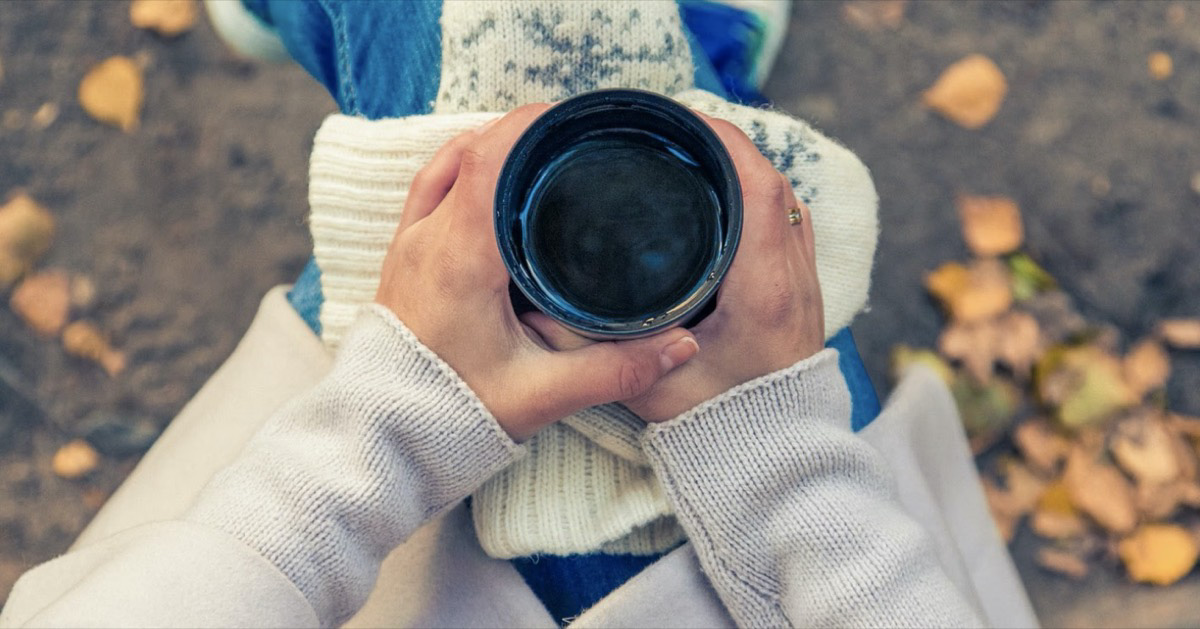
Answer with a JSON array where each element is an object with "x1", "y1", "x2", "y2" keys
[
  {"x1": 509, "y1": 552, "x2": 668, "y2": 625},
  {"x1": 259, "y1": 0, "x2": 881, "y2": 622}
]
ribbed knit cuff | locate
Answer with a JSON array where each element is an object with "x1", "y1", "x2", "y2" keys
[{"x1": 188, "y1": 305, "x2": 524, "y2": 626}]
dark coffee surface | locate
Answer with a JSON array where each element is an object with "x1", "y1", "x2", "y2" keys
[{"x1": 522, "y1": 136, "x2": 720, "y2": 320}]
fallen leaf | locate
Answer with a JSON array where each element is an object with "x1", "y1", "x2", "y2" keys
[
  {"x1": 1118, "y1": 524, "x2": 1199, "y2": 586},
  {"x1": 1171, "y1": 413, "x2": 1200, "y2": 440},
  {"x1": 82, "y1": 487, "x2": 109, "y2": 511},
  {"x1": 1064, "y1": 446, "x2": 1137, "y2": 534},
  {"x1": 1015, "y1": 418, "x2": 1070, "y2": 475},
  {"x1": 10, "y1": 270, "x2": 70, "y2": 336},
  {"x1": 1032, "y1": 509, "x2": 1087, "y2": 540},
  {"x1": 890, "y1": 345, "x2": 954, "y2": 384},
  {"x1": 29, "y1": 102, "x2": 58, "y2": 131},
  {"x1": 1135, "y1": 480, "x2": 1186, "y2": 521},
  {"x1": 1007, "y1": 253, "x2": 1057, "y2": 302},
  {"x1": 995, "y1": 311, "x2": 1042, "y2": 378},
  {"x1": 841, "y1": 0, "x2": 907, "y2": 31},
  {"x1": 1112, "y1": 411, "x2": 1180, "y2": 485},
  {"x1": 952, "y1": 375, "x2": 1021, "y2": 453},
  {"x1": 922, "y1": 54, "x2": 1009, "y2": 129},
  {"x1": 1035, "y1": 345, "x2": 1138, "y2": 428},
  {"x1": 70, "y1": 274, "x2": 97, "y2": 311},
  {"x1": 957, "y1": 195, "x2": 1024, "y2": 257},
  {"x1": 1149, "y1": 51, "x2": 1174, "y2": 80},
  {"x1": 982, "y1": 480, "x2": 1018, "y2": 543},
  {"x1": 1023, "y1": 291, "x2": 1087, "y2": 346},
  {"x1": 1158, "y1": 319, "x2": 1200, "y2": 349},
  {"x1": 1123, "y1": 339, "x2": 1171, "y2": 398},
  {"x1": 1037, "y1": 547, "x2": 1089, "y2": 579},
  {"x1": 986, "y1": 459, "x2": 1046, "y2": 518},
  {"x1": 51, "y1": 439, "x2": 100, "y2": 480},
  {"x1": 130, "y1": 0, "x2": 198, "y2": 37},
  {"x1": 78, "y1": 56, "x2": 143, "y2": 132},
  {"x1": 63, "y1": 321, "x2": 127, "y2": 376},
  {"x1": 939, "y1": 321, "x2": 997, "y2": 384},
  {"x1": 927, "y1": 259, "x2": 1013, "y2": 323},
  {"x1": 0, "y1": 192, "x2": 55, "y2": 288}
]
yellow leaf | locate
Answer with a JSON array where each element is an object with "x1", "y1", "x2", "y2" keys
[
  {"x1": 52, "y1": 439, "x2": 100, "y2": 480},
  {"x1": 1064, "y1": 446, "x2": 1137, "y2": 534},
  {"x1": 957, "y1": 195, "x2": 1024, "y2": 257},
  {"x1": 10, "y1": 269, "x2": 70, "y2": 337},
  {"x1": 926, "y1": 259, "x2": 1013, "y2": 323},
  {"x1": 890, "y1": 345, "x2": 954, "y2": 384},
  {"x1": 0, "y1": 192, "x2": 55, "y2": 289},
  {"x1": 1118, "y1": 524, "x2": 1199, "y2": 586},
  {"x1": 1111, "y1": 411, "x2": 1180, "y2": 486},
  {"x1": 130, "y1": 0, "x2": 198, "y2": 37},
  {"x1": 1123, "y1": 339, "x2": 1171, "y2": 398},
  {"x1": 63, "y1": 321, "x2": 128, "y2": 377},
  {"x1": 79, "y1": 56, "x2": 144, "y2": 132},
  {"x1": 922, "y1": 54, "x2": 1008, "y2": 129},
  {"x1": 1036, "y1": 345, "x2": 1138, "y2": 428},
  {"x1": 1036, "y1": 547, "x2": 1088, "y2": 579},
  {"x1": 1158, "y1": 319, "x2": 1200, "y2": 349},
  {"x1": 1149, "y1": 51, "x2": 1173, "y2": 81}
]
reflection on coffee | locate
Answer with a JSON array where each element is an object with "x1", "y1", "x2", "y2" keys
[{"x1": 521, "y1": 133, "x2": 721, "y2": 320}]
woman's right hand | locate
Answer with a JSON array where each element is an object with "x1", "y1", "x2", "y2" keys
[{"x1": 524, "y1": 115, "x2": 827, "y2": 422}]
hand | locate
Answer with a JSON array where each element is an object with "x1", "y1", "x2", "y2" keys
[
  {"x1": 523, "y1": 113, "x2": 825, "y2": 422},
  {"x1": 374, "y1": 105, "x2": 700, "y2": 441}
]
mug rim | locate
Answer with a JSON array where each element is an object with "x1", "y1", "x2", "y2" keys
[{"x1": 494, "y1": 88, "x2": 743, "y2": 339}]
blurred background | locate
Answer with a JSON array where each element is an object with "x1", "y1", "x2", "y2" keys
[{"x1": 1, "y1": 1, "x2": 1198, "y2": 626}]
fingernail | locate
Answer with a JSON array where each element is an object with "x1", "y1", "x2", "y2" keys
[{"x1": 659, "y1": 336, "x2": 699, "y2": 371}]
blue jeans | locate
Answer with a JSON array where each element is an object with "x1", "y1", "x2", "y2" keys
[{"x1": 249, "y1": 0, "x2": 880, "y2": 622}]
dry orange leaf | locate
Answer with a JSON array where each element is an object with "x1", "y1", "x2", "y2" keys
[
  {"x1": 1032, "y1": 509, "x2": 1087, "y2": 540},
  {"x1": 51, "y1": 439, "x2": 100, "y2": 480},
  {"x1": 78, "y1": 56, "x2": 144, "y2": 132},
  {"x1": 841, "y1": 0, "x2": 908, "y2": 31},
  {"x1": 1064, "y1": 447, "x2": 1137, "y2": 534},
  {"x1": 939, "y1": 321, "x2": 996, "y2": 383},
  {"x1": 63, "y1": 321, "x2": 127, "y2": 377},
  {"x1": 1112, "y1": 412, "x2": 1180, "y2": 486},
  {"x1": 1123, "y1": 339, "x2": 1171, "y2": 397},
  {"x1": 1015, "y1": 419, "x2": 1070, "y2": 475},
  {"x1": 0, "y1": 193, "x2": 55, "y2": 288},
  {"x1": 927, "y1": 259, "x2": 1013, "y2": 323},
  {"x1": 1036, "y1": 547, "x2": 1089, "y2": 579},
  {"x1": 922, "y1": 54, "x2": 1008, "y2": 129},
  {"x1": 1118, "y1": 524, "x2": 1200, "y2": 586},
  {"x1": 1158, "y1": 319, "x2": 1200, "y2": 349},
  {"x1": 130, "y1": 0, "x2": 198, "y2": 37},
  {"x1": 995, "y1": 310, "x2": 1041, "y2": 378},
  {"x1": 957, "y1": 195, "x2": 1024, "y2": 257},
  {"x1": 1149, "y1": 51, "x2": 1174, "y2": 81},
  {"x1": 10, "y1": 270, "x2": 70, "y2": 337}
]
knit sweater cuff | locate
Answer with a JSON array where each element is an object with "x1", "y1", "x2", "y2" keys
[{"x1": 188, "y1": 304, "x2": 524, "y2": 627}]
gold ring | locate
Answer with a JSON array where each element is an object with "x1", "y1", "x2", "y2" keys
[{"x1": 787, "y1": 207, "x2": 803, "y2": 226}]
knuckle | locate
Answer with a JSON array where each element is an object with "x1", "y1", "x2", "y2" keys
[
  {"x1": 615, "y1": 359, "x2": 648, "y2": 400},
  {"x1": 459, "y1": 144, "x2": 492, "y2": 178},
  {"x1": 748, "y1": 168, "x2": 789, "y2": 208}
]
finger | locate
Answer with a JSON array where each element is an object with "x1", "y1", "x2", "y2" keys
[
  {"x1": 399, "y1": 130, "x2": 479, "y2": 232},
  {"x1": 447, "y1": 104, "x2": 552, "y2": 234},
  {"x1": 523, "y1": 327, "x2": 700, "y2": 420},
  {"x1": 779, "y1": 173, "x2": 814, "y2": 264},
  {"x1": 697, "y1": 114, "x2": 791, "y2": 255},
  {"x1": 519, "y1": 311, "x2": 594, "y2": 351}
]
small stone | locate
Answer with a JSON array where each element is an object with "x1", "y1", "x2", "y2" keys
[
  {"x1": 52, "y1": 439, "x2": 100, "y2": 480},
  {"x1": 70, "y1": 274, "x2": 97, "y2": 310},
  {"x1": 1189, "y1": 172, "x2": 1200, "y2": 197}
]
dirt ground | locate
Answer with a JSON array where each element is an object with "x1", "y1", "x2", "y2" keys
[{"x1": 1, "y1": 1, "x2": 1198, "y2": 625}]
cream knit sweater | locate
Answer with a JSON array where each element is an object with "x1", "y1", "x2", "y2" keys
[{"x1": 309, "y1": 0, "x2": 878, "y2": 558}]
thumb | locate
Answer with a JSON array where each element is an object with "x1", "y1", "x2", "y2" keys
[{"x1": 527, "y1": 328, "x2": 699, "y2": 421}]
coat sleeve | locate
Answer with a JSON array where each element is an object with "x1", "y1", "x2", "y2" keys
[
  {"x1": 641, "y1": 349, "x2": 984, "y2": 628},
  {"x1": 1, "y1": 305, "x2": 525, "y2": 629}
]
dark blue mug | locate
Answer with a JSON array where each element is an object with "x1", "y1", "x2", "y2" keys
[{"x1": 495, "y1": 89, "x2": 742, "y2": 339}]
